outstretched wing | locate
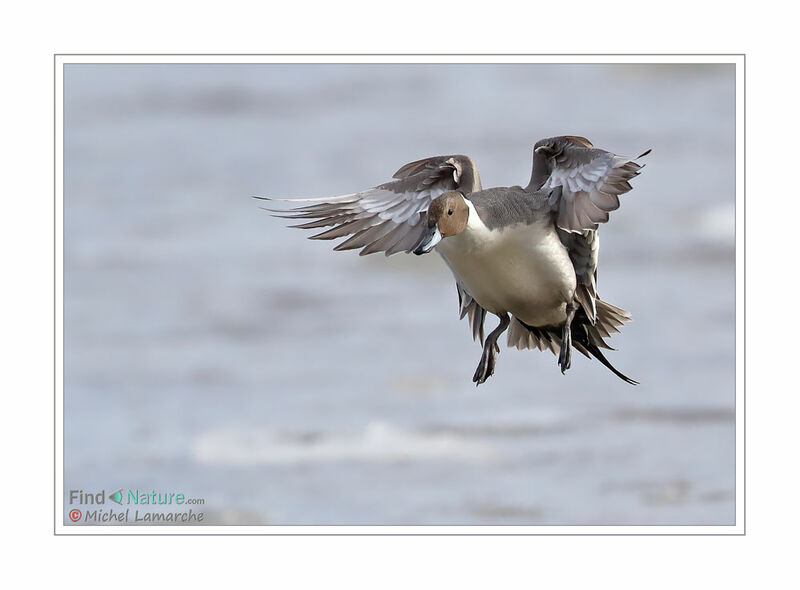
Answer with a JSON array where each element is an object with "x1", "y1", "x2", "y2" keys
[
  {"x1": 260, "y1": 155, "x2": 482, "y2": 256},
  {"x1": 533, "y1": 136, "x2": 649, "y2": 233}
]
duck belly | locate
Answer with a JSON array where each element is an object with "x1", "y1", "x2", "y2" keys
[{"x1": 438, "y1": 222, "x2": 577, "y2": 327}]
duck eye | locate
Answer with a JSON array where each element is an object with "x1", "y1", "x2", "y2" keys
[{"x1": 447, "y1": 209, "x2": 453, "y2": 215}]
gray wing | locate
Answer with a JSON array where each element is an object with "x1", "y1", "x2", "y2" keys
[
  {"x1": 535, "y1": 136, "x2": 649, "y2": 233},
  {"x1": 558, "y1": 228, "x2": 600, "y2": 323},
  {"x1": 456, "y1": 283, "x2": 487, "y2": 346},
  {"x1": 261, "y1": 155, "x2": 481, "y2": 256},
  {"x1": 557, "y1": 229, "x2": 634, "y2": 344}
]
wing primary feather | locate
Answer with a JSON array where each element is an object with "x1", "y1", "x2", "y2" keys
[{"x1": 262, "y1": 155, "x2": 481, "y2": 256}]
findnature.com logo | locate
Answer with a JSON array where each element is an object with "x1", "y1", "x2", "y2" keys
[{"x1": 67, "y1": 488, "x2": 206, "y2": 524}]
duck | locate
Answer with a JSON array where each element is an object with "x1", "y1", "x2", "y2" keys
[{"x1": 260, "y1": 136, "x2": 649, "y2": 385}]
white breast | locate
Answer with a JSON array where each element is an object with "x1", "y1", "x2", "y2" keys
[{"x1": 437, "y1": 202, "x2": 576, "y2": 327}]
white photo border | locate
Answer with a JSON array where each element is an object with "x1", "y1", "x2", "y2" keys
[{"x1": 54, "y1": 53, "x2": 744, "y2": 535}]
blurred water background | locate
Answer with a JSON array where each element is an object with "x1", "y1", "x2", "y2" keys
[{"x1": 64, "y1": 63, "x2": 736, "y2": 525}]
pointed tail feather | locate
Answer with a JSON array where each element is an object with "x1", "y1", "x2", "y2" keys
[{"x1": 582, "y1": 341, "x2": 639, "y2": 385}]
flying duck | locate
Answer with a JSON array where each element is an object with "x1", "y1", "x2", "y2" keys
[{"x1": 260, "y1": 136, "x2": 649, "y2": 385}]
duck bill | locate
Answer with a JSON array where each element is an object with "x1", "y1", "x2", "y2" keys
[{"x1": 413, "y1": 225, "x2": 443, "y2": 255}]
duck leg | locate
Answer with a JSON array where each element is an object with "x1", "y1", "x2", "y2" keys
[
  {"x1": 559, "y1": 300, "x2": 578, "y2": 374},
  {"x1": 472, "y1": 313, "x2": 510, "y2": 385}
]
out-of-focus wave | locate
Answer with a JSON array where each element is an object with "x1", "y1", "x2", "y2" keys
[{"x1": 193, "y1": 421, "x2": 495, "y2": 465}]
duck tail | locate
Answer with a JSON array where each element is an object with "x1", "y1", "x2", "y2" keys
[
  {"x1": 507, "y1": 298, "x2": 638, "y2": 385},
  {"x1": 581, "y1": 340, "x2": 639, "y2": 385},
  {"x1": 573, "y1": 301, "x2": 638, "y2": 385}
]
